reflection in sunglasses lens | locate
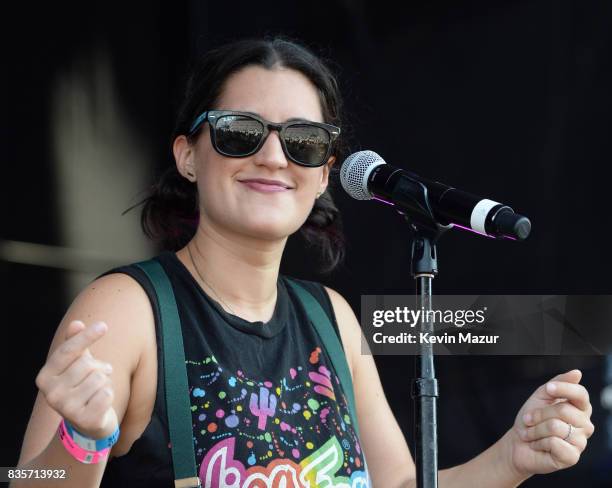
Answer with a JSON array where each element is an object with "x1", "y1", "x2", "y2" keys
[
  {"x1": 285, "y1": 125, "x2": 330, "y2": 166},
  {"x1": 216, "y1": 116, "x2": 263, "y2": 155}
]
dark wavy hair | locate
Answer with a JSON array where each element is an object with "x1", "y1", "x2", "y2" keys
[{"x1": 128, "y1": 36, "x2": 347, "y2": 273}]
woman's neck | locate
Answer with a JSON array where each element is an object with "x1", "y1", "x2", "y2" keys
[{"x1": 176, "y1": 221, "x2": 286, "y2": 322}]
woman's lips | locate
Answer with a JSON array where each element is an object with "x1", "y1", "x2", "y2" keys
[{"x1": 239, "y1": 181, "x2": 292, "y2": 193}]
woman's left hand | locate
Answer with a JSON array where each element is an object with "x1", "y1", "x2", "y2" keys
[{"x1": 506, "y1": 369, "x2": 594, "y2": 477}]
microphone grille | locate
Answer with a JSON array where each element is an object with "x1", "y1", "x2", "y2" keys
[{"x1": 340, "y1": 150, "x2": 385, "y2": 200}]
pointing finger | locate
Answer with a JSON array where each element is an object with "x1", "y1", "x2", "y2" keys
[
  {"x1": 49, "y1": 321, "x2": 108, "y2": 374},
  {"x1": 64, "y1": 320, "x2": 95, "y2": 357}
]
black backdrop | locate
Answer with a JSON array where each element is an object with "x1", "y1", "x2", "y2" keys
[{"x1": 3, "y1": 1, "x2": 612, "y2": 486}]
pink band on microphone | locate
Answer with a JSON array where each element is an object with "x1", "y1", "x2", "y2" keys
[{"x1": 57, "y1": 419, "x2": 110, "y2": 464}]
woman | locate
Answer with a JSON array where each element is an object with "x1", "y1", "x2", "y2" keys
[{"x1": 14, "y1": 38, "x2": 593, "y2": 487}]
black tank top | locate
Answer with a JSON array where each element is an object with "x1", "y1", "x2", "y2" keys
[{"x1": 98, "y1": 251, "x2": 370, "y2": 487}]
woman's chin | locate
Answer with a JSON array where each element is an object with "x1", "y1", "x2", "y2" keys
[{"x1": 239, "y1": 219, "x2": 300, "y2": 242}]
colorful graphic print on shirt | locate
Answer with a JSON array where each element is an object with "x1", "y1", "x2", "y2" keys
[{"x1": 185, "y1": 346, "x2": 370, "y2": 487}]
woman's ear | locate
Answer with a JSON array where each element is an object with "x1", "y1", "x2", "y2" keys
[
  {"x1": 319, "y1": 155, "x2": 336, "y2": 193},
  {"x1": 173, "y1": 135, "x2": 196, "y2": 182}
]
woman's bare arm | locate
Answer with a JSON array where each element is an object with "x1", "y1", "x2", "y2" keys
[
  {"x1": 11, "y1": 273, "x2": 152, "y2": 487},
  {"x1": 325, "y1": 286, "x2": 416, "y2": 486},
  {"x1": 325, "y1": 287, "x2": 593, "y2": 488}
]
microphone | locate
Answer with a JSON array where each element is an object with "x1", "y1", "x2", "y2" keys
[{"x1": 339, "y1": 150, "x2": 531, "y2": 240}]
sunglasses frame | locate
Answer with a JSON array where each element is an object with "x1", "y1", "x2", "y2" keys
[{"x1": 188, "y1": 110, "x2": 341, "y2": 167}]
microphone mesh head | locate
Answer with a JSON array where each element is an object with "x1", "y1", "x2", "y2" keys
[{"x1": 339, "y1": 150, "x2": 385, "y2": 200}]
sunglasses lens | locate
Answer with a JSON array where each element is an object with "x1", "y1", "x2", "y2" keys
[
  {"x1": 215, "y1": 115, "x2": 264, "y2": 155},
  {"x1": 284, "y1": 125, "x2": 331, "y2": 166}
]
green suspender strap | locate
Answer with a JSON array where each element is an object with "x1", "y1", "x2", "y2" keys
[
  {"x1": 134, "y1": 259, "x2": 202, "y2": 488},
  {"x1": 285, "y1": 280, "x2": 361, "y2": 439}
]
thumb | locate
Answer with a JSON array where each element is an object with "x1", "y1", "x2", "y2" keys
[
  {"x1": 64, "y1": 320, "x2": 93, "y2": 357},
  {"x1": 550, "y1": 369, "x2": 582, "y2": 384},
  {"x1": 65, "y1": 320, "x2": 86, "y2": 340}
]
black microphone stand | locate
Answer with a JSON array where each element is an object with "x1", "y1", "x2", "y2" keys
[{"x1": 395, "y1": 178, "x2": 451, "y2": 488}]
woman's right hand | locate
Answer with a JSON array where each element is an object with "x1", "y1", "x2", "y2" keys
[{"x1": 35, "y1": 320, "x2": 118, "y2": 440}]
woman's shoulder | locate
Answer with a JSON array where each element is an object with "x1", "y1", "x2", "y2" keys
[
  {"x1": 77, "y1": 269, "x2": 155, "y2": 361},
  {"x1": 71, "y1": 256, "x2": 165, "y2": 378},
  {"x1": 91, "y1": 253, "x2": 172, "y2": 322}
]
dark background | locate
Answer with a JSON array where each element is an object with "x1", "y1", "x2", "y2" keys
[{"x1": 2, "y1": 1, "x2": 611, "y2": 486}]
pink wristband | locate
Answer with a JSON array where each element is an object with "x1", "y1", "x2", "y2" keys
[{"x1": 57, "y1": 419, "x2": 110, "y2": 464}]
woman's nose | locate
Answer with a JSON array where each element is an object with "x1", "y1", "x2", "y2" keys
[{"x1": 252, "y1": 130, "x2": 288, "y2": 169}]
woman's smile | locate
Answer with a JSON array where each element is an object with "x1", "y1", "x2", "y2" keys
[{"x1": 238, "y1": 177, "x2": 295, "y2": 193}]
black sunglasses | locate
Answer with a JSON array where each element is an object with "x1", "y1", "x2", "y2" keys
[{"x1": 188, "y1": 110, "x2": 340, "y2": 167}]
